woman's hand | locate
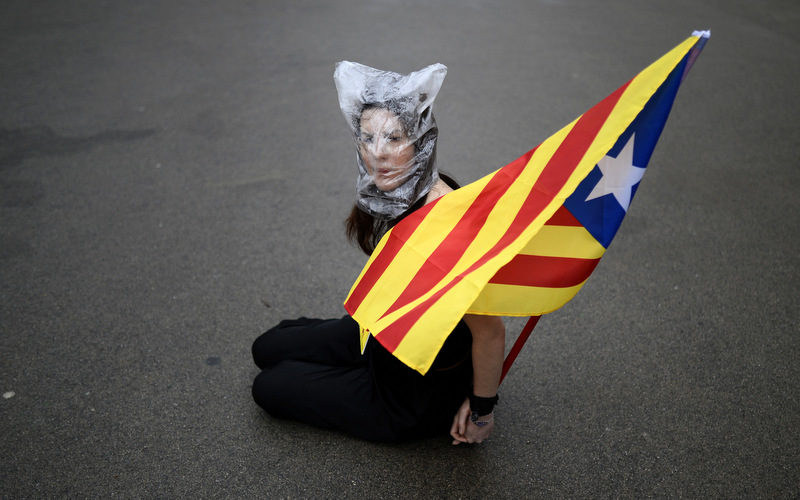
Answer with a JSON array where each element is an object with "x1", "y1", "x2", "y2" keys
[{"x1": 450, "y1": 397, "x2": 494, "y2": 445}]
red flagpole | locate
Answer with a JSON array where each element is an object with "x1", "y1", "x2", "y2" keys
[{"x1": 500, "y1": 315, "x2": 541, "y2": 384}]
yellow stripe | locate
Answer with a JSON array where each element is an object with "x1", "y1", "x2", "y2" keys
[
  {"x1": 520, "y1": 225, "x2": 606, "y2": 259},
  {"x1": 467, "y1": 281, "x2": 588, "y2": 316}
]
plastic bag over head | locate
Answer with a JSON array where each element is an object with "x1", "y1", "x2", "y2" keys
[{"x1": 334, "y1": 61, "x2": 447, "y2": 219}]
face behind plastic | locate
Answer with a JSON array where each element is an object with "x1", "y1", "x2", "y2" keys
[{"x1": 358, "y1": 108, "x2": 416, "y2": 192}]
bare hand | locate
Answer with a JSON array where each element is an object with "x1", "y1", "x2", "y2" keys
[{"x1": 450, "y1": 397, "x2": 494, "y2": 445}]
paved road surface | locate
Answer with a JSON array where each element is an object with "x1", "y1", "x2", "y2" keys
[{"x1": 1, "y1": 1, "x2": 797, "y2": 497}]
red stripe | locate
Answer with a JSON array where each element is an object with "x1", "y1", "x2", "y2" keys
[
  {"x1": 489, "y1": 254, "x2": 600, "y2": 288},
  {"x1": 545, "y1": 205, "x2": 582, "y2": 226},
  {"x1": 344, "y1": 198, "x2": 439, "y2": 314},
  {"x1": 379, "y1": 147, "x2": 537, "y2": 318},
  {"x1": 375, "y1": 80, "x2": 631, "y2": 353}
]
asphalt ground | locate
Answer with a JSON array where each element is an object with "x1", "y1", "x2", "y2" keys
[{"x1": 1, "y1": 0, "x2": 798, "y2": 497}]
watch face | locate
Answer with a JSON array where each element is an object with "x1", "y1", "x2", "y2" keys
[{"x1": 470, "y1": 412, "x2": 490, "y2": 427}]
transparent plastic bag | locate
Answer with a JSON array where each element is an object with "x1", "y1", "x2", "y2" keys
[{"x1": 334, "y1": 61, "x2": 447, "y2": 218}]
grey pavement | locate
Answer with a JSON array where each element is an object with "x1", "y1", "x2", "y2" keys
[{"x1": 1, "y1": 0, "x2": 798, "y2": 497}]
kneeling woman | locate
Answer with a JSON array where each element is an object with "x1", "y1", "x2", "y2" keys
[{"x1": 252, "y1": 61, "x2": 504, "y2": 444}]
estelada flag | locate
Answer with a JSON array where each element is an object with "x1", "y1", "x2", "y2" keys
[{"x1": 345, "y1": 31, "x2": 710, "y2": 374}]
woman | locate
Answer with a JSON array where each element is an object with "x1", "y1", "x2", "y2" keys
[{"x1": 252, "y1": 62, "x2": 504, "y2": 444}]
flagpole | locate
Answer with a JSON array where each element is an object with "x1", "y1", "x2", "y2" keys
[{"x1": 499, "y1": 315, "x2": 541, "y2": 384}]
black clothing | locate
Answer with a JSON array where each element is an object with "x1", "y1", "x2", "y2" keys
[{"x1": 252, "y1": 315, "x2": 472, "y2": 442}]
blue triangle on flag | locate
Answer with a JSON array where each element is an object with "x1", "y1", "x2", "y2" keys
[{"x1": 564, "y1": 53, "x2": 690, "y2": 248}]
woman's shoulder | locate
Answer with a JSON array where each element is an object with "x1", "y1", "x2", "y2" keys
[{"x1": 424, "y1": 178, "x2": 454, "y2": 204}]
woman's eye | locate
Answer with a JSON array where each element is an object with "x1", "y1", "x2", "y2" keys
[{"x1": 361, "y1": 135, "x2": 373, "y2": 144}]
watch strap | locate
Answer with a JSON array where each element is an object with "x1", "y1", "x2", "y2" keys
[{"x1": 469, "y1": 393, "x2": 499, "y2": 416}]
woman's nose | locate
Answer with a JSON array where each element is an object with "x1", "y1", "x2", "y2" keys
[{"x1": 369, "y1": 139, "x2": 389, "y2": 158}]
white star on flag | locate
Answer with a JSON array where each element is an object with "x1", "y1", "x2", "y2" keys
[{"x1": 585, "y1": 133, "x2": 646, "y2": 211}]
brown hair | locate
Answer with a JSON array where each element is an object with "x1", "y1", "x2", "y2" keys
[{"x1": 345, "y1": 173, "x2": 460, "y2": 255}]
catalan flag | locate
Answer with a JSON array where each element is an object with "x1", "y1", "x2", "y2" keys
[{"x1": 345, "y1": 31, "x2": 709, "y2": 374}]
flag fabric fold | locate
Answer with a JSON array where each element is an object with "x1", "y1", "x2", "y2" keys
[{"x1": 345, "y1": 31, "x2": 709, "y2": 375}]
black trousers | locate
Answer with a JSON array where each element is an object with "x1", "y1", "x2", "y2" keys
[{"x1": 251, "y1": 315, "x2": 472, "y2": 442}]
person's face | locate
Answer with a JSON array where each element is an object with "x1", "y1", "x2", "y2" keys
[{"x1": 358, "y1": 108, "x2": 415, "y2": 192}]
